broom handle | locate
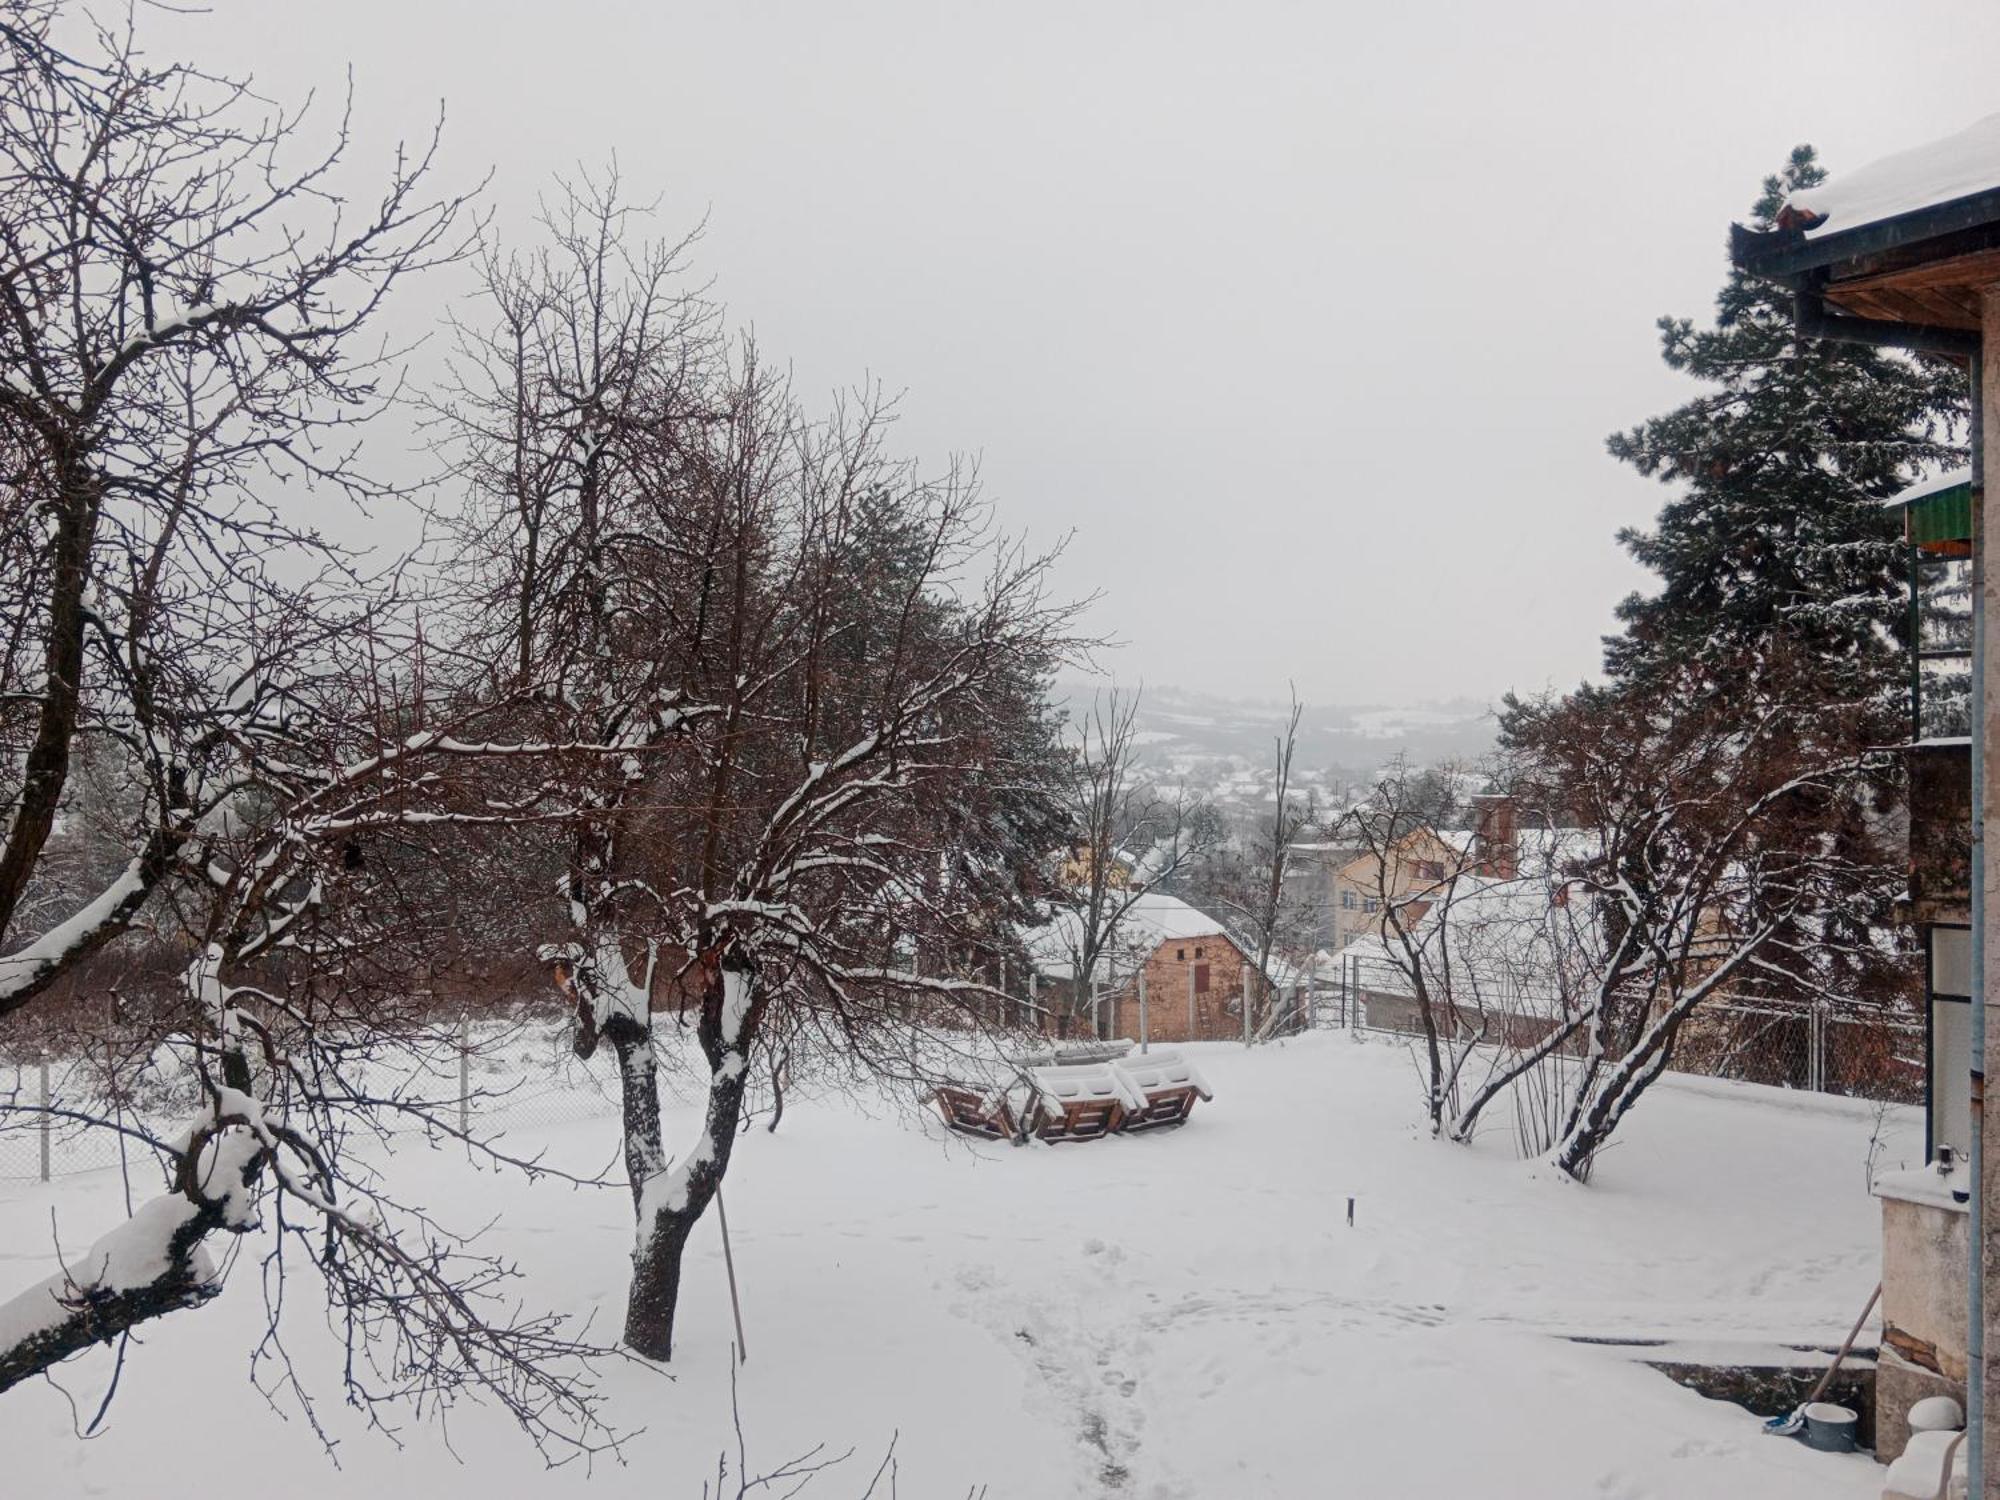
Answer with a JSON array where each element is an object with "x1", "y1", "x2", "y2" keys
[{"x1": 1805, "y1": 1282, "x2": 1881, "y2": 1408}]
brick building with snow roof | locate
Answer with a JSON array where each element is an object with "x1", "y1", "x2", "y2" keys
[{"x1": 1026, "y1": 890, "x2": 1286, "y2": 1043}]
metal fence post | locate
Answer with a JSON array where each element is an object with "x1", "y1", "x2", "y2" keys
[
  {"x1": 1809, "y1": 1001, "x2": 1825, "y2": 1094},
  {"x1": 38, "y1": 1054, "x2": 50, "y2": 1183},
  {"x1": 458, "y1": 1012, "x2": 471, "y2": 1136},
  {"x1": 1138, "y1": 971, "x2": 1149, "y2": 1053}
]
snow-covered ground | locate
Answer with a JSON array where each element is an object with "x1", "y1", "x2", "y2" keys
[{"x1": 1, "y1": 1033, "x2": 1911, "y2": 1498}]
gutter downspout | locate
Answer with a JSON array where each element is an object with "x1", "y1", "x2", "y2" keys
[{"x1": 1971, "y1": 353, "x2": 1986, "y2": 1492}]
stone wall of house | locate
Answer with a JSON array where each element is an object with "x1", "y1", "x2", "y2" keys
[
  {"x1": 1107, "y1": 936, "x2": 1251, "y2": 1043},
  {"x1": 1876, "y1": 1183, "x2": 1969, "y2": 1462}
]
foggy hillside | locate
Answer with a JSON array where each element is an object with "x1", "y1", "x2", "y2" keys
[{"x1": 1056, "y1": 682, "x2": 1497, "y2": 816}]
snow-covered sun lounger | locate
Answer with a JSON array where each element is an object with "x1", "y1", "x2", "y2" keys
[
  {"x1": 932, "y1": 1083, "x2": 1022, "y2": 1142},
  {"x1": 1110, "y1": 1051, "x2": 1214, "y2": 1131},
  {"x1": 1023, "y1": 1062, "x2": 1147, "y2": 1142}
]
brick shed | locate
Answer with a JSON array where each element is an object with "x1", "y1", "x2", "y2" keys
[{"x1": 1030, "y1": 891, "x2": 1268, "y2": 1043}]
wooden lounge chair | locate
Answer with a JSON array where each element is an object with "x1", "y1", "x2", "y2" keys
[
  {"x1": 1024, "y1": 1062, "x2": 1146, "y2": 1142},
  {"x1": 1110, "y1": 1051, "x2": 1214, "y2": 1131},
  {"x1": 932, "y1": 1083, "x2": 1021, "y2": 1141}
]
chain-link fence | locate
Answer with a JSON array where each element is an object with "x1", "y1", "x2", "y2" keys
[
  {"x1": 1314, "y1": 951, "x2": 1925, "y2": 1106},
  {"x1": 0, "y1": 962, "x2": 1928, "y2": 1184},
  {"x1": 0, "y1": 1008, "x2": 637, "y2": 1184},
  {"x1": 0, "y1": 1052, "x2": 166, "y2": 1183}
]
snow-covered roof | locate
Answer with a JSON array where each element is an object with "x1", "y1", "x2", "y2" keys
[
  {"x1": 1790, "y1": 114, "x2": 2000, "y2": 241},
  {"x1": 1025, "y1": 891, "x2": 1241, "y2": 979},
  {"x1": 1119, "y1": 891, "x2": 1231, "y2": 943},
  {"x1": 1434, "y1": 825, "x2": 1599, "y2": 866},
  {"x1": 1330, "y1": 830, "x2": 1610, "y2": 1017},
  {"x1": 1336, "y1": 890, "x2": 1571, "y2": 1017},
  {"x1": 1883, "y1": 466, "x2": 1972, "y2": 510}
]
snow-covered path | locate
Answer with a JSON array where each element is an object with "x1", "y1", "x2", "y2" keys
[{"x1": 0, "y1": 1033, "x2": 1911, "y2": 1497}]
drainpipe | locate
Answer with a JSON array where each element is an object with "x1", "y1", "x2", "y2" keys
[
  {"x1": 1972, "y1": 353, "x2": 1986, "y2": 1491},
  {"x1": 1787, "y1": 287, "x2": 1985, "y2": 1472}
]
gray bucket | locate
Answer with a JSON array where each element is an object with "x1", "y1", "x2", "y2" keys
[{"x1": 1801, "y1": 1402, "x2": 1859, "y2": 1453}]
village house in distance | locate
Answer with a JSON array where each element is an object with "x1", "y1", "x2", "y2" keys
[
  {"x1": 1285, "y1": 792, "x2": 1522, "y2": 952},
  {"x1": 1026, "y1": 890, "x2": 1293, "y2": 1044}
]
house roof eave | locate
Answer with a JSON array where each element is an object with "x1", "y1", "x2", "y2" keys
[{"x1": 1731, "y1": 185, "x2": 2000, "y2": 285}]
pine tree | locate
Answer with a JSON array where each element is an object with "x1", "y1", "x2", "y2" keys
[{"x1": 1605, "y1": 146, "x2": 1968, "y2": 715}]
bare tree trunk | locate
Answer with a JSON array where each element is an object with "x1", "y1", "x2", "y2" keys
[
  {"x1": 1248, "y1": 693, "x2": 1308, "y2": 1047},
  {"x1": 607, "y1": 1019, "x2": 664, "y2": 1213},
  {"x1": 624, "y1": 1213, "x2": 695, "y2": 1361},
  {"x1": 0, "y1": 460, "x2": 98, "y2": 937},
  {"x1": 624, "y1": 1057, "x2": 752, "y2": 1359},
  {"x1": 624, "y1": 958, "x2": 762, "y2": 1361}
]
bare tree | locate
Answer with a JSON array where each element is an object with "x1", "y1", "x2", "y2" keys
[
  {"x1": 1330, "y1": 757, "x2": 1495, "y2": 1131},
  {"x1": 1239, "y1": 691, "x2": 1314, "y2": 1042},
  {"x1": 0, "y1": 642, "x2": 633, "y2": 1454},
  {"x1": 435, "y1": 204, "x2": 1080, "y2": 1360},
  {"x1": 0, "y1": 0, "x2": 474, "y2": 1017},
  {"x1": 1047, "y1": 687, "x2": 1212, "y2": 1036},
  {"x1": 601, "y1": 384, "x2": 1076, "y2": 1361},
  {"x1": 1413, "y1": 653, "x2": 1911, "y2": 1176},
  {"x1": 1502, "y1": 660, "x2": 1903, "y2": 1177},
  {"x1": 0, "y1": 5, "x2": 638, "y2": 1456}
]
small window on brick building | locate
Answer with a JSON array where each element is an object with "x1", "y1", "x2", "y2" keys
[
  {"x1": 1176, "y1": 947, "x2": 1185, "y2": 961},
  {"x1": 1195, "y1": 945, "x2": 1204, "y2": 958},
  {"x1": 1194, "y1": 962, "x2": 1210, "y2": 994}
]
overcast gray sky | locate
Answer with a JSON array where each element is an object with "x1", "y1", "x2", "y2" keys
[{"x1": 145, "y1": 0, "x2": 2000, "y2": 706}]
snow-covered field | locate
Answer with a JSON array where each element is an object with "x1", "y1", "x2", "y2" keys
[{"x1": 1, "y1": 1033, "x2": 1911, "y2": 1498}]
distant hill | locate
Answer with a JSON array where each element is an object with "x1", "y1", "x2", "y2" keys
[{"x1": 1054, "y1": 683, "x2": 1497, "y2": 818}]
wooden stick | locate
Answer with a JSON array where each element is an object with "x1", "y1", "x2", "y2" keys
[
  {"x1": 717, "y1": 1187, "x2": 748, "y2": 1363},
  {"x1": 1805, "y1": 1282, "x2": 1881, "y2": 1408}
]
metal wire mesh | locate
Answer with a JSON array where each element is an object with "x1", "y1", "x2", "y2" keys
[
  {"x1": 0, "y1": 967, "x2": 1927, "y2": 1184},
  {"x1": 1315, "y1": 951, "x2": 1925, "y2": 1106},
  {"x1": 0, "y1": 1010, "x2": 636, "y2": 1184}
]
